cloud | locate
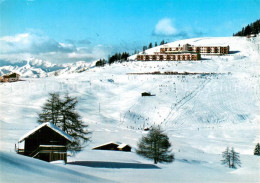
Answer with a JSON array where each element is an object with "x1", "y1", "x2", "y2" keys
[
  {"x1": 0, "y1": 33, "x2": 76, "y2": 54},
  {"x1": 153, "y1": 18, "x2": 177, "y2": 36},
  {"x1": 77, "y1": 39, "x2": 91, "y2": 45},
  {"x1": 65, "y1": 38, "x2": 92, "y2": 45},
  {"x1": 67, "y1": 45, "x2": 111, "y2": 60},
  {"x1": 152, "y1": 18, "x2": 205, "y2": 38},
  {"x1": 0, "y1": 33, "x2": 111, "y2": 63}
]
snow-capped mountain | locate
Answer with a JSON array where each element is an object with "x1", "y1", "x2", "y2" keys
[{"x1": 0, "y1": 59, "x2": 94, "y2": 78}]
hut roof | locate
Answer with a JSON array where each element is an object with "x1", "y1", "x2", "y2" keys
[
  {"x1": 92, "y1": 141, "x2": 119, "y2": 149},
  {"x1": 92, "y1": 142, "x2": 131, "y2": 149},
  {"x1": 118, "y1": 143, "x2": 131, "y2": 148},
  {"x1": 8, "y1": 73, "x2": 20, "y2": 77},
  {"x1": 18, "y1": 122, "x2": 73, "y2": 143}
]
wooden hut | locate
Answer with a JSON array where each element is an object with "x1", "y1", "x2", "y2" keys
[
  {"x1": 92, "y1": 142, "x2": 119, "y2": 151},
  {"x1": 2, "y1": 73, "x2": 20, "y2": 82},
  {"x1": 92, "y1": 142, "x2": 131, "y2": 152},
  {"x1": 117, "y1": 144, "x2": 131, "y2": 152},
  {"x1": 141, "y1": 92, "x2": 155, "y2": 97},
  {"x1": 16, "y1": 122, "x2": 73, "y2": 163}
]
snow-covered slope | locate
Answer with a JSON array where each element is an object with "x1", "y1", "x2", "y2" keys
[
  {"x1": 0, "y1": 151, "x2": 112, "y2": 183},
  {"x1": 0, "y1": 59, "x2": 93, "y2": 78},
  {"x1": 0, "y1": 36, "x2": 260, "y2": 182}
]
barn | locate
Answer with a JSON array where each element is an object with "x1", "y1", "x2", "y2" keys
[
  {"x1": 16, "y1": 122, "x2": 73, "y2": 163},
  {"x1": 92, "y1": 142, "x2": 131, "y2": 152}
]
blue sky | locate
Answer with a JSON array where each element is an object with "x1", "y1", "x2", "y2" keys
[{"x1": 0, "y1": 0, "x2": 260, "y2": 63}]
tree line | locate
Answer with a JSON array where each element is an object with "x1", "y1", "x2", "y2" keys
[
  {"x1": 95, "y1": 39, "x2": 168, "y2": 67},
  {"x1": 108, "y1": 52, "x2": 130, "y2": 64},
  {"x1": 233, "y1": 19, "x2": 260, "y2": 36},
  {"x1": 95, "y1": 52, "x2": 130, "y2": 67},
  {"x1": 142, "y1": 40, "x2": 167, "y2": 53}
]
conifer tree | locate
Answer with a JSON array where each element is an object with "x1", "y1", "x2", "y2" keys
[
  {"x1": 148, "y1": 42, "x2": 153, "y2": 48},
  {"x1": 221, "y1": 147, "x2": 231, "y2": 168},
  {"x1": 244, "y1": 25, "x2": 252, "y2": 36},
  {"x1": 160, "y1": 40, "x2": 165, "y2": 45},
  {"x1": 136, "y1": 126, "x2": 174, "y2": 164},
  {"x1": 155, "y1": 42, "x2": 158, "y2": 47},
  {"x1": 38, "y1": 92, "x2": 61, "y2": 125},
  {"x1": 230, "y1": 147, "x2": 241, "y2": 169},
  {"x1": 254, "y1": 143, "x2": 260, "y2": 156},
  {"x1": 60, "y1": 94, "x2": 90, "y2": 153},
  {"x1": 221, "y1": 147, "x2": 241, "y2": 169},
  {"x1": 143, "y1": 46, "x2": 147, "y2": 53},
  {"x1": 38, "y1": 92, "x2": 91, "y2": 154},
  {"x1": 96, "y1": 59, "x2": 106, "y2": 67}
]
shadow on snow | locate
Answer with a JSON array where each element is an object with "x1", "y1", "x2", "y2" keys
[{"x1": 68, "y1": 161, "x2": 160, "y2": 169}]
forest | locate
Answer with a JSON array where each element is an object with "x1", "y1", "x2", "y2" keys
[{"x1": 233, "y1": 19, "x2": 260, "y2": 36}]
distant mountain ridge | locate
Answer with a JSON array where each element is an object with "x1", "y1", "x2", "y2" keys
[{"x1": 0, "y1": 59, "x2": 93, "y2": 78}]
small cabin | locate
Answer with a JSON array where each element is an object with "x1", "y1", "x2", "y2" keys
[
  {"x1": 92, "y1": 142, "x2": 131, "y2": 152},
  {"x1": 1, "y1": 73, "x2": 20, "y2": 82},
  {"x1": 141, "y1": 92, "x2": 155, "y2": 97},
  {"x1": 16, "y1": 122, "x2": 73, "y2": 163},
  {"x1": 117, "y1": 144, "x2": 131, "y2": 152}
]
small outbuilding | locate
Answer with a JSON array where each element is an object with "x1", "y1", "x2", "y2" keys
[
  {"x1": 1, "y1": 73, "x2": 20, "y2": 82},
  {"x1": 144, "y1": 127, "x2": 150, "y2": 131},
  {"x1": 117, "y1": 143, "x2": 132, "y2": 152},
  {"x1": 16, "y1": 122, "x2": 73, "y2": 163},
  {"x1": 92, "y1": 142, "x2": 119, "y2": 151},
  {"x1": 92, "y1": 142, "x2": 131, "y2": 152},
  {"x1": 141, "y1": 92, "x2": 155, "y2": 97}
]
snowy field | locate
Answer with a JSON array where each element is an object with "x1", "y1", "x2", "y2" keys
[{"x1": 0, "y1": 36, "x2": 260, "y2": 182}]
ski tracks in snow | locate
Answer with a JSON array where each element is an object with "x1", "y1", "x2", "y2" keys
[{"x1": 162, "y1": 77, "x2": 212, "y2": 127}]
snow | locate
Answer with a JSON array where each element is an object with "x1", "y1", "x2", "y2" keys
[
  {"x1": 92, "y1": 141, "x2": 130, "y2": 149},
  {"x1": 0, "y1": 151, "x2": 112, "y2": 183},
  {"x1": 92, "y1": 141, "x2": 119, "y2": 148},
  {"x1": 50, "y1": 160, "x2": 66, "y2": 165},
  {"x1": 0, "y1": 59, "x2": 94, "y2": 78},
  {"x1": 0, "y1": 36, "x2": 260, "y2": 182},
  {"x1": 117, "y1": 143, "x2": 129, "y2": 149},
  {"x1": 18, "y1": 122, "x2": 73, "y2": 143}
]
